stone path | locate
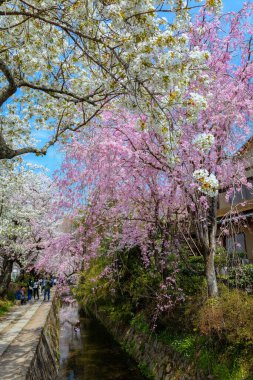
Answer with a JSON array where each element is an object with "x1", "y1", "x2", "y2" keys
[
  {"x1": 0, "y1": 300, "x2": 43, "y2": 357},
  {"x1": 0, "y1": 292, "x2": 55, "y2": 380}
]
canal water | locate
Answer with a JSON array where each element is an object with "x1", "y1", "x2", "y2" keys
[{"x1": 57, "y1": 304, "x2": 148, "y2": 380}]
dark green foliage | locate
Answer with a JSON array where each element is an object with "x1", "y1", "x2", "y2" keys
[
  {"x1": 130, "y1": 313, "x2": 151, "y2": 334},
  {"x1": 227, "y1": 264, "x2": 253, "y2": 291},
  {"x1": 138, "y1": 361, "x2": 152, "y2": 379},
  {"x1": 75, "y1": 245, "x2": 253, "y2": 379},
  {"x1": 76, "y1": 245, "x2": 181, "y2": 327},
  {"x1": 179, "y1": 255, "x2": 205, "y2": 276}
]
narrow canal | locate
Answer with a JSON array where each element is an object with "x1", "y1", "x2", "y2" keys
[{"x1": 57, "y1": 304, "x2": 148, "y2": 380}]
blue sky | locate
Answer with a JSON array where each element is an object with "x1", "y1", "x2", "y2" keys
[
  {"x1": 25, "y1": 135, "x2": 63, "y2": 175},
  {"x1": 223, "y1": 0, "x2": 249, "y2": 13},
  {"x1": 25, "y1": 0, "x2": 250, "y2": 175},
  {"x1": 25, "y1": 146, "x2": 63, "y2": 175}
]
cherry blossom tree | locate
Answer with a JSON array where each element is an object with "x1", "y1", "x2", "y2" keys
[
  {"x1": 44, "y1": 3, "x2": 253, "y2": 299},
  {"x1": 185, "y1": 3, "x2": 253, "y2": 295},
  {"x1": 0, "y1": 0, "x2": 221, "y2": 160},
  {"x1": 0, "y1": 160, "x2": 54, "y2": 295}
]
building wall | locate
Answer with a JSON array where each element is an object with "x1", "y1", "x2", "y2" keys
[
  {"x1": 217, "y1": 143, "x2": 253, "y2": 260},
  {"x1": 218, "y1": 223, "x2": 253, "y2": 262},
  {"x1": 245, "y1": 225, "x2": 253, "y2": 261},
  {"x1": 218, "y1": 191, "x2": 230, "y2": 210}
]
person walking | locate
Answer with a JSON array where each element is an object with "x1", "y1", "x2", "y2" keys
[
  {"x1": 33, "y1": 279, "x2": 39, "y2": 300},
  {"x1": 27, "y1": 278, "x2": 34, "y2": 301},
  {"x1": 43, "y1": 278, "x2": 51, "y2": 301},
  {"x1": 39, "y1": 278, "x2": 43, "y2": 293}
]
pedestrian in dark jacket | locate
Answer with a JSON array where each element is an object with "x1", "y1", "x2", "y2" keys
[
  {"x1": 27, "y1": 279, "x2": 34, "y2": 301},
  {"x1": 43, "y1": 278, "x2": 51, "y2": 301}
]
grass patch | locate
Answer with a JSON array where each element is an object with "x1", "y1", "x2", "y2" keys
[
  {"x1": 157, "y1": 328, "x2": 253, "y2": 379},
  {"x1": 0, "y1": 299, "x2": 13, "y2": 316}
]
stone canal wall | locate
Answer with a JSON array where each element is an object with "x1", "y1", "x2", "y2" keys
[
  {"x1": 0, "y1": 291, "x2": 60, "y2": 380},
  {"x1": 91, "y1": 307, "x2": 205, "y2": 380}
]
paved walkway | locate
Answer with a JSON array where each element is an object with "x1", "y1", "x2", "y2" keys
[
  {"x1": 0, "y1": 293, "x2": 55, "y2": 380},
  {"x1": 0, "y1": 301, "x2": 43, "y2": 356}
]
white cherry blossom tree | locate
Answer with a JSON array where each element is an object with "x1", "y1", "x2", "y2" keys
[
  {"x1": 0, "y1": 160, "x2": 53, "y2": 295},
  {"x1": 0, "y1": 0, "x2": 221, "y2": 159}
]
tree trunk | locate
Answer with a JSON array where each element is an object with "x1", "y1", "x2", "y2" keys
[
  {"x1": 205, "y1": 248, "x2": 218, "y2": 297},
  {"x1": 0, "y1": 258, "x2": 13, "y2": 297},
  {"x1": 195, "y1": 195, "x2": 219, "y2": 297},
  {"x1": 205, "y1": 196, "x2": 218, "y2": 297}
]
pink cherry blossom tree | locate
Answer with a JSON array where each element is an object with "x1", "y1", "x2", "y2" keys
[{"x1": 41, "y1": 4, "x2": 253, "y2": 299}]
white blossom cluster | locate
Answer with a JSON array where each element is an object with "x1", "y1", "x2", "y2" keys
[
  {"x1": 189, "y1": 92, "x2": 207, "y2": 110},
  {"x1": 193, "y1": 169, "x2": 219, "y2": 197},
  {"x1": 0, "y1": 0, "x2": 221, "y2": 157},
  {"x1": 0, "y1": 160, "x2": 53, "y2": 262},
  {"x1": 193, "y1": 132, "x2": 215, "y2": 152},
  {"x1": 164, "y1": 127, "x2": 181, "y2": 165},
  {"x1": 189, "y1": 48, "x2": 210, "y2": 62}
]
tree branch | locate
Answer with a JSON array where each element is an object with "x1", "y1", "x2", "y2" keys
[
  {"x1": 20, "y1": 80, "x2": 100, "y2": 106},
  {"x1": 0, "y1": 59, "x2": 17, "y2": 106}
]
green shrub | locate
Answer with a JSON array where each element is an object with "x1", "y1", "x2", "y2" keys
[
  {"x1": 227, "y1": 264, "x2": 253, "y2": 290},
  {"x1": 138, "y1": 361, "x2": 152, "y2": 379},
  {"x1": 73, "y1": 255, "x2": 115, "y2": 307},
  {"x1": 169, "y1": 334, "x2": 196, "y2": 359},
  {"x1": 130, "y1": 312, "x2": 150, "y2": 334},
  {"x1": 197, "y1": 288, "x2": 253, "y2": 346},
  {"x1": 179, "y1": 255, "x2": 205, "y2": 275},
  {"x1": 214, "y1": 246, "x2": 227, "y2": 269},
  {"x1": 100, "y1": 303, "x2": 134, "y2": 323},
  {"x1": 75, "y1": 246, "x2": 172, "y2": 323},
  {"x1": 0, "y1": 299, "x2": 13, "y2": 316}
]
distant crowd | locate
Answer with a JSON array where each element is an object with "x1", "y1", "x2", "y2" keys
[{"x1": 15, "y1": 277, "x2": 57, "y2": 305}]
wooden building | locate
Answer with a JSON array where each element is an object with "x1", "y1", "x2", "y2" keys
[{"x1": 217, "y1": 137, "x2": 253, "y2": 262}]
